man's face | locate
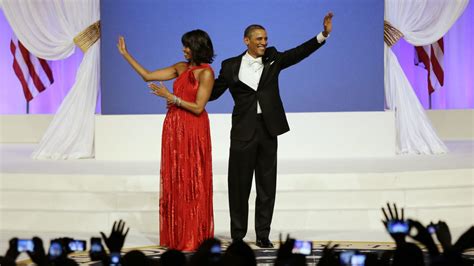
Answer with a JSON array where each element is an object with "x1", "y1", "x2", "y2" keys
[{"x1": 244, "y1": 29, "x2": 268, "y2": 58}]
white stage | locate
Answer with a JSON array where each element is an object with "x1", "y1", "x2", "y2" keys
[{"x1": 1, "y1": 110, "x2": 473, "y2": 255}]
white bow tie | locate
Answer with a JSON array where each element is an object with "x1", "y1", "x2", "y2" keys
[{"x1": 246, "y1": 56, "x2": 263, "y2": 71}]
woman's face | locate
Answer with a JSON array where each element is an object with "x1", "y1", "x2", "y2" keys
[{"x1": 182, "y1": 46, "x2": 192, "y2": 60}]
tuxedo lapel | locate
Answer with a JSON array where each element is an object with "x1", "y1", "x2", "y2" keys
[
  {"x1": 257, "y1": 61, "x2": 271, "y2": 90},
  {"x1": 232, "y1": 52, "x2": 246, "y2": 84},
  {"x1": 257, "y1": 53, "x2": 272, "y2": 90}
]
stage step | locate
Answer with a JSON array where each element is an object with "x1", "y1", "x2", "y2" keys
[{"x1": 1, "y1": 169, "x2": 472, "y2": 239}]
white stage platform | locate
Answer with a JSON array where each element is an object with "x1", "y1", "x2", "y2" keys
[{"x1": 1, "y1": 111, "x2": 473, "y2": 255}]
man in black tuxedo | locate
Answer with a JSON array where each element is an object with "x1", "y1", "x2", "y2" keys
[{"x1": 210, "y1": 12, "x2": 333, "y2": 248}]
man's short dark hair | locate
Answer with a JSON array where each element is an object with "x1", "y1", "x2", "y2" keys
[
  {"x1": 181, "y1": 29, "x2": 215, "y2": 64},
  {"x1": 244, "y1": 24, "x2": 266, "y2": 38}
]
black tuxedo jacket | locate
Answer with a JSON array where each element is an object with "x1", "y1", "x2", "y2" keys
[{"x1": 210, "y1": 36, "x2": 325, "y2": 141}]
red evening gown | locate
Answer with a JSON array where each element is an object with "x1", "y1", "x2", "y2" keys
[{"x1": 159, "y1": 64, "x2": 214, "y2": 251}]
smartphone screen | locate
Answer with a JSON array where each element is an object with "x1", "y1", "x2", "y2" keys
[
  {"x1": 292, "y1": 240, "x2": 312, "y2": 255},
  {"x1": 90, "y1": 238, "x2": 103, "y2": 252},
  {"x1": 351, "y1": 254, "x2": 366, "y2": 266},
  {"x1": 49, "y1": 241, "x2": 63, "y2": 259},
  {"x1": 110, "y1": 252, "x2": 121, "y2": 266},
  {"x1": 210, "y1": 243, "x2": 221, "y2": 254},
  {"x1": 69, "y1": 240, "x2": 86, "y2": 251},
  {"x1": 340, "y1": 251, "x2": 355, "y2": 265},
  {"x1": 17, "y1": 239, "x2": 34, "y2": 252},
  {"x1": 427, "y1": 225, "x2": 437, "y2": 234},
  {"x1": 388, "y1": 220, "x2": 409, "y2": 234}
]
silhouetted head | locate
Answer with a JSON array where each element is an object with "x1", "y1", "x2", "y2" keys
[
  {"x1": 122, "y1": 250, "x2": 149, "y2": 266},
  {"x1": 181, "y1": 29, "x2": 215, "y2": 65},
  {"x1": 160, "y1": 249, "x2": 186, "y2": 266},
  {"x1": 188, "y1": 238, "x2": 222, "y2": 266},
  {"x1": 222, "y1": 240, "x2": 256, "y2": 266},
  {"x1": 393, "y1": 243, "x2": 424, "y2": 266}
]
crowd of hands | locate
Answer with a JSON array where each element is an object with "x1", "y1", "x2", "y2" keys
[
  {"x1": 0, "y1": 203, "x2": 473, "y2": 266},
  {"x1": 318, "y1": 203, "x2": 473, "y2": 266}
]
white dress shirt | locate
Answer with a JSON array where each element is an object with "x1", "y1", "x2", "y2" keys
[{"x1": 238, "y1": 32, "x2": 328, "y2": 114}]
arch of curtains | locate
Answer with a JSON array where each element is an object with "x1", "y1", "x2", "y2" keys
[
  {"x1": 384, "y1": 0, "x2": 469, "y2": 154},
  {"x1": 1, "y1": 0, "x2": 100, "y2": 159},
  {"x1": 0, "y1": 0, "x2": 469, "y2": 159}
]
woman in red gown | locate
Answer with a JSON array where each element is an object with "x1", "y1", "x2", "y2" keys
[{"x1": 118, "y1": 30, "x2": 215, "y2": 251}]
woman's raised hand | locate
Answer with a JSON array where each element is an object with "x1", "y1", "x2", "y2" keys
[{"x1": 117, "y1": 36, "x2": 128, "y2": 55}]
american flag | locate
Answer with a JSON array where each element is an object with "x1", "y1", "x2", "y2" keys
[
  {"x1": 415, "y1": 38, "x2": 444, "y2": 95},
  {"x1": 10, "y1": 37, "x2": 54, "y2": 102}
]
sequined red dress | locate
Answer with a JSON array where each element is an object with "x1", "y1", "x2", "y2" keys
[{"x1": 159, "y1": 64, "x2": 214, "y2": 251}]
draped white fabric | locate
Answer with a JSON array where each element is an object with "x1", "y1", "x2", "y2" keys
[
  {"x1": 384, "y1": 0, "x2": 469, "y2": 154},
  {"x1": 2, "y1": 0, "x2": 100, "y2": 159}
]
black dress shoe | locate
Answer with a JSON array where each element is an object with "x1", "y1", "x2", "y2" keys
[{"x1": 256, "y1": 238, "x2": 274, "y2": 248}]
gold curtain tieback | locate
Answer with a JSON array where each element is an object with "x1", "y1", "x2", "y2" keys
[
  {"x1": 74, "y1": 20, "x2": 100, "y2": 53},
  {"x1": 384, "y1": 20, "x2": 403, "y2": 47}
]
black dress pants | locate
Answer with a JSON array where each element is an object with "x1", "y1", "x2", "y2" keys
[{"x1": 228, "y1": 115, "x2": 277, "y2": 240}]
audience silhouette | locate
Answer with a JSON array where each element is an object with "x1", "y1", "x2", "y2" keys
[{"x1": 1, "y1": 211, "x2": 472, "y2": 265}]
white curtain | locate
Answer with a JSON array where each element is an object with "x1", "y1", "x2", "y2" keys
[
  {"x1": 2, "y1": 0, "x2": 100, "y2": 159},
  {"x1": 385, "y1": 0, "x2": 469, "y2": 154}
]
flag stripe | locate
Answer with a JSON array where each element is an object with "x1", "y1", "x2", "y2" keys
[
  {"x1": 10, "y1": 37, "x2": 54, "y2": 103},
  {"x1": 431, "y1": 39, "x2": 444, "y2": 86},
  {"x1": 10, "y1": 40, "x2": 34, "y2": 102},
  {"x1": 30, "y1": 55, "x2": 53, "y2": 92},
  {"x1": 430, "y1": 48, "x2": 444, "y2": 85},
  {"x1": 415, "y1": 38, "x2": 444, "y2": 95},
  {"x1": 437, "y1": 38, "x2": 444, "y2": 51},
  {"x1": 39, "y1": 58, "x2": 54, "y2": 83},
  {"x1": 18, "y1": 41, "x2": 46, "y2": 92},
  {"x1": 415, "y1": 46, "x2": 431, "y2": 71},
  {"x1": 12, "y1": 40, "x2": 40, "y2": 97}
]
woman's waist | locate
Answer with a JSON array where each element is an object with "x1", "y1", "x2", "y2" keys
[{"x1": 166, "y1": 107, "x2": 208, "y2": 117}]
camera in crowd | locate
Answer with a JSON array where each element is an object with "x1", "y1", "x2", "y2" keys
[
  {"x1": 387, "y1": 220, "x2": 410, "y2": 234},
  {"x1": 16, "y1": 239, "x2": 34, "y2": 252},
  {"x1": 292, "y1": 239, "x2": 313, "y2": 256},
  {"x1": 339, "y1": 250, "x2": 366, "y2": 266}
]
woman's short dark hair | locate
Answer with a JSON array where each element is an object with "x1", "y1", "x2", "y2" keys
[{"x1": 181, "y1": 29, "x2": 215, "y2": 64}]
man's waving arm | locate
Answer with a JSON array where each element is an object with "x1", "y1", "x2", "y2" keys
[{"x1": 280, "y1": 12, "x2": 333, "y2": 70}]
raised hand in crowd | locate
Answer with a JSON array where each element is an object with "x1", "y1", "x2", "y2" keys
[
  {"x1": 275, "y1": 236, "x2": 308, "y2": 266},
  {"x1": 432, "y1": 221, "x2": 452, "y2": 251},
  {"x1": 1, "y1": 237, "x2": 50, "y2": 266},
  {"x1": 27, "y1": 237, "x2": 49, "y2": 266},
  {"x1": 407, "y1": 219, "x2": 440, "y2": 257},
  {"x1": 100, "y1": 219, "x2": 130, "y2": 253},
  {"x1": 89, "y1": 237, "x2": 108, "y2": 262},
  {"x1": 381, "y1": 202, "x2": 407, "y2": 245},
  {"x1": 453, "y1": 225, "x2": 474, "y2": 253},
  {"x1": 48, "y1": 237, "x2": 79, "y2": 266},
  {"x1": 316, "y1": 242, "x2": 339, "y2": 266},
  {"x1": 0, "y1": 238, "x2": 20, "y2": 266}
]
